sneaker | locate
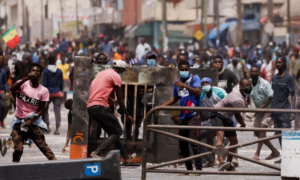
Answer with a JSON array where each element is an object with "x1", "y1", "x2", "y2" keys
[
  {"x1": 0, "y1": 138, "x2": 7, "y2": 156},
  {"x1": 226, "y1": 164, "x2": 236, "y2": 171},
  {"x1": 0, "y1": 121, "x2": 5, "y2": 128},
  {"x1": 203, "y1": 161, "x2": 217, "y2": 168},
  {"x1": 274, "y1": 159, "x2": 281, "y2": 164},
  {"x1": 90, "y1": 151, "x2": 100, "y2": 158},
  {"x1": 232, "y1": 158, "x2": 239, "y2": 167},
  {"x1": 124, "y1": 153, "x2": 136, "y2": 165},
  {"x1": 218, "y1": 162, "x2": 231, "y2": 171},
  {"x1": 6, "y1": 139, "x2": 13, "y2": 149}
]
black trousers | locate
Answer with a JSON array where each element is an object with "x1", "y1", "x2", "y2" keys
[
  {"x1": 87, "y1": 105, "x2": 127, "y2": 159},
  {"x1": 271, "y1": 113, "x2": 291, "y2": 146},
  {"x1": 179, "y1": 115, "x2": 202, "y2": 170}
]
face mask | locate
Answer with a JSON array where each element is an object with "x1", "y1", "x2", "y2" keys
[
  {"x1": 242, "y1": 86, "x2": 252, "y2": 95},
  {"x1": 13, "y1": 57, "x2": 17, "y2": 61},
  {"x1": 193, "y1": 63, "x2": 200, "y2": 68},
  {"x1": 147, "y1": 59, "x2": 156, "y2": 67},
  {"x1": 202, "y1": 85, "x2": 211, "y2": 92},
  {"x1": 250, "y1": 73, "x2": 259, "y2": 79},
  {"x1": 119, "y1": 73, "x2": 123, "y2": 77},
  {"x1": 179, "y1": 71, "x2": 189, "y2": 79}
]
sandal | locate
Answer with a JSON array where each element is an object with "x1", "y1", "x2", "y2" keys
[
  {"x1": 265, "y1": 154, "x2": 280, "y2": 160},
  {"x1": 253, "y1": 155, "x2": 260, "y2": 160},
  {"x1": 53, "y1": 130, "x2": 60, "y2": 135}
]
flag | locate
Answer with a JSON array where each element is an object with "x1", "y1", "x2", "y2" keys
[{"x1": 2, "y1": 25, "x2": 20, "y2": 49}]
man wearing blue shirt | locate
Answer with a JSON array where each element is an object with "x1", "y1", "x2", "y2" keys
[
  {"x1": 161, "y1": 60, "x2": 202, "y2": 174},
  {"x1": 98, "y1": 37, "x2": 113, "y2": 60}
]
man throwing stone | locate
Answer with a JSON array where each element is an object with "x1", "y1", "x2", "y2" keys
[{"x1": 87, "y1": 60, "x2": 136, "y2": 164}]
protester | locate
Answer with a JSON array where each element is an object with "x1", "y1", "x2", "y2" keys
[
  {"x1": 135, "y1": 37, "x2": 151, "y2": 61},
  {"x1": 42, "y1": 55, "x2": 64, "y2": 134},
  {"x1": 62, "y1": 99, "x2": 73, "y2": 153},
  {"x1": 249, "y1": 66, "x2": 280, "y2": 161},
  {"x1": 199, "y1": 77, "x2": 227, "y2": 168},
  {"x1": 99, "y1": 37, "x2": 113, "y2": 60},
  {"x1": 271, "y1": 56, "x2": 296, "y2": 164},
  {"x1": 9, "y1": 63, "x2": 56, "y2": 162},
  {"x1": 0, "y1": 54, "x2": 8, "y2": 128},
  {"x1": 57, "y1": 53, "x2": 70, "y2": 104},
  {"x1": 191, "y1": 55, "x2": 201, "y2": 68},
  {"x1": 227, "y1": 54, "x2": 243, "y2": 81},
  {"x1": 86, "y1": 60, "x2": 136, "y2": 164},
  {"x1": 211, "y1": 78, "x2": 249, "y2": 171},
  {"x1": 213, "y1": 54, "x2": 239, "y2": 94},
  {"x1": 161, "y1": 60, "x2": 202, "y2": 174}
]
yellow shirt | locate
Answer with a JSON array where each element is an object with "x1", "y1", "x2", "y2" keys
[{"x1": 57, "y1": 63, "x2": 70, "y2": 80}]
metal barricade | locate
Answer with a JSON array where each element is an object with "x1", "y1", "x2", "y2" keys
[{"x1": 141, "y1": 106, "x2": 300, "y2": 179}]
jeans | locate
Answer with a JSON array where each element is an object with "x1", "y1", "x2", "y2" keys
[
  {"x1": 87, "y1": 105, "x2": 127, "y2": 159},
  {"x1": 44, "y1": 97, "x2": 62, "y2": 128},
  {"x1": 0, "y1": 92, "x2": 6, "y2": 122},
  {"x1": 271, "y1": 113, "x2": 291, "y2": 146},
  {"x1": 179, "y1": 115, "x2": 203, "y2": 170},
  {"x1": 11, "y1": 123, "x2": 56, "y2": 162}
]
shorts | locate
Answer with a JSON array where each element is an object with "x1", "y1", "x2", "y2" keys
[
  {"x1": 253, "y1": 112, "x2": 273, "y2": 128},
  {"x1": 210, "y1": 112, "x2": 237, "y2": 137}
]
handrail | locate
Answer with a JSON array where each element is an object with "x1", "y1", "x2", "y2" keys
[{"x1": 141, "y1": 106, "x2": 300, "y2": 180}]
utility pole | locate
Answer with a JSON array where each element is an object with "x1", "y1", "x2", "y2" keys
[
  {"x1": 200, "y1": 0, "x2": 204, "y2": 50},
  {"x1": 267, "y1": 0, "x2": 273, "y2": 41},
  {"x1": 60, "y1": 0, "x2": 64, "y2": 22},
  {"x1": 76, "y1": 0, "x2": 79, "y2": 35},
  {"x1": 41, "y1": 0, "x2": 44, "y2": 41},
  {"x1": 214, "y1": 0, "x2": 220, "y2": 50},
  {"x1": 287, "y1": 0, "x2": 291, "y2": 45},
  {"x1": 162, "y1": 0, "x2": 168, "y2": 51},
  {"x1": 203, "y1": 0, "x2": 208, "y2": 49},
  {"x1": 236, "y1": 0, "x2": 243, "y2": 46},
  {"x1": 22, "y1": 0, "x2": 26, "y2": 42}
]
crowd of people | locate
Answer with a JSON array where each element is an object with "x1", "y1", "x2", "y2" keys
[{"x1": 0, "y1": 34, "x2": 299, "y2": 174}]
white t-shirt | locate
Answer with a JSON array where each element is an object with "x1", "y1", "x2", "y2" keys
[
  {"x1": 200, "y1": 87, "x2": 227, "y2": 107},
  {"x1": 135, "y1": 43, "x2": 151, "y2": 60}
]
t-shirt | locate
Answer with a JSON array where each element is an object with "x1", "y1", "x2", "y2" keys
[
  {"x1": 173, "y1": 74, "x2": 201, "y2": 120},
  {"x1": 215, "y1": 87, "x2": 247, "y2": 119},
  {"x1": 99, "y1": 43, "x2": 113, "y2": 59},
  {"x1": 15, "y1": 81, "x2": 49, "y2": 118},
  {"x1": 218, "y1": 69, "x2": 239, "y2": 94},
  {"x1": 57, "y1": 63, "x2": 70, "y2": 80},
  {"x1": 271, "y1": 72, "x2": 295, "y2": 109},
  {"x1": 87, "y1": 69, "x2": 122, "y2": 108},
  {"x1": 226, "y1": 63, "x2": 243, "y2": 80},
  {"x1": 200, "y1": 86, "x2": 227, "y2": 107},
  {"x1": 250, "y1": 77, "x2": 273, "y2": 108}
]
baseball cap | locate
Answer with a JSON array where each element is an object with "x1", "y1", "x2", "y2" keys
[
  {"x1": 113, "y1": 60, "x2": 127, "y2": 69},
  {"x1": 201, "y1": 77, "x2": 212, "y2": 84},
  {"x1": 145, "y1": 50, "x2": 157, "y2": 59}
]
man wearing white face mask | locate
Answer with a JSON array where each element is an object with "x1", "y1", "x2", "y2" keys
[{"x1": 199, "y1": 77, "x2": 227, "y2": 168}]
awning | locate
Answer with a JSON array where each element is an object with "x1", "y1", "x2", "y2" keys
[
  {"x1": 134, "y1": 24, "x2": 152, "y2": 37},
  {"x1": 209, "y1": 21, "x2": 236, "y2": 40},
  {"x1": 124, "y1": 24, "x2": 138, "y2": 38},
  {"x1": 168, "y1": 30, "x2": 193, "y2": 43}
]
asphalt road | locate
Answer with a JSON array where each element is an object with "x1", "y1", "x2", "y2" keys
[{"x1": 0, "y1": 96, "x2": 282, "y2": 179}]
